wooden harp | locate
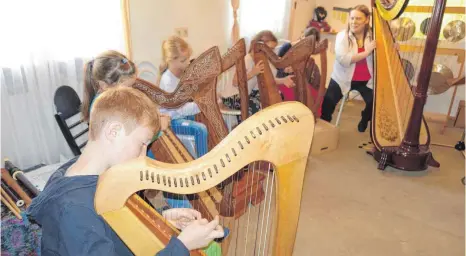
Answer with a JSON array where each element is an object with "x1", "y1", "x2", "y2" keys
[
  {"x1": 132, "y1": 41, "x2": 261, "y2": 253},
  {"x1": 252, "y1": 36, "x2": 328, "y2": 118},
  {"x1": 95, "y1": 101, "x2": 315, "y2": 255},
  {"x1": 370, "y1": 0, "x2": 445, "y2": 170}
]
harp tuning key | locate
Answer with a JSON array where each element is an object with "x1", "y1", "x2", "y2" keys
[
  {"x1": 185, "y1": 177, "x2": 189, "y2": 187},
  {"x1": 214, "y1": 164, "x2": 219, "y2": 174},
  {"x1": 163, "y1": 176, "x2": 167, "y2": 186},
  {"x1": 256, "y1": 127, "x2": 262, "y2": 135},
  {"x1": 287, "y1": 115, "x2": 294, "y2": 122},
  {"x1": 226, "y1": 154, "x2": 231, "y2": 162},
  {"x1": 191, "y1": 176, "x2": 195, "y2": 186},
  {"x1": 157, "y1": 174, "x2": 160, "y2": 184},
  {"x1": 174, "y1": 178, "x2": 178, "y2": 187},
  {"x1": 202, "y1": 172, "x2": 207, "y2": 181},
  {"x1": 145, "y1": 170, "x2": 149, "y2": 180},
  {"x1": 220, "y1": 159, "x2": 225, "y2": 167},
  {"x1": 140, "y1": 171, "x2": 143, "y2": 181},
  {"x1": 245, "y1": 136, "x2": 250, "y2": 144},
  {"x1": 293, "y1": 115, "x2": 299, "y2": 122},
  {"x1": 208, "y1": 168, "x2": 213, "y2": 177},
  {"x1": 269, "y1": 120, "x2": 275, "y2": 128},
  {"x1": 281, "y1": 116, "x2": 288, "y2": 123},
  {"x1": 238, "y1": 141, "x2": 244, "y2": 149},
  {"x1": 151, "y1": 172, "x2": 154, "y2": 183},
  {"x1": 232, "y1": 148, "x2": 237, "y2": 156},
  {"x1": 275, "y1": 117, "x2": 282, "y2": 125},
  {"x1": 263, "y1": 123, "x2": 269, "y2": 131},
  {"x1": 180, "y1": 178, "x2": 184, "y2": 187},
  {"x1": 250, "y1": 131, "x2": 256, "y2": 139},
  {"x1": 167, "y1": 177, "x2": 172, "y2": 187}
]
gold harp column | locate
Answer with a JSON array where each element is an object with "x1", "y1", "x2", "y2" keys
[
  {"x1": 121, "y1": 0, "x2": 133, "y2": 60},
  {"x1": 231, "y1": 0, "x2": 240, "y2": 44}
]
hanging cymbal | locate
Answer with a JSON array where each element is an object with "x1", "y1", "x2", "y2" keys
[
  {"x1": 390, "y1": 17, "x2": 416, "y2": 41},
  {"x1": 443, "y1": 20, "x2": 465, "y2": 43},
  {"x1": 401, "y1": 59, "x2": 415, "y2": 81},
  {"x1": 428, "y1": 63, "x2": 454, "y2": 95},
  {"x1": 420, "y1": 17, "x2": 431, "y2": 35}
]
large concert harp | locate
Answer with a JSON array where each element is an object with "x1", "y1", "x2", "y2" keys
[
  {"x1": 370, "y1": 0, "x2": 445, "y2": 171},
  {"x1": 252, "y1": 36, "x2": 329, "y2": 118},
  {"x1": 95, "y1": 101, "x2": 315, "y2": 256}
]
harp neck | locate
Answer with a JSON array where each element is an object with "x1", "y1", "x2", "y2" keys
[{"x1": 95, "y1": 101, "x2": 314, "y2": 214}]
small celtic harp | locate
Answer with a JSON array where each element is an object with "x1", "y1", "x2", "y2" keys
[{"x1": 94, "y1": 101, "x2": 315, "y2": 255}]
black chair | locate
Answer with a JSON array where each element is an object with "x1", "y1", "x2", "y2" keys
[{"x1": 53, "y1": 85, "x2": 88, "y2": 156}]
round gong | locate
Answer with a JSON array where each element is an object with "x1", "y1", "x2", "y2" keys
[
  {"x1": 401, "y1": 59, "x2": 415, "y2": 81},
  {"x1": 443, "y1": 20, "x2": 465, "y2": 43},
  {"x1": 390, "y1": 17, "x2": 416, "y2": 41},
  {"x1": 420, "y1": 17, "x2": 432, "y2": 35},
  {"x1": 428, "y1": 63, "x2": 454, "y2": 95},
  {"x1": 375, "y1": 0, "x2": 410, "y2": 20}
]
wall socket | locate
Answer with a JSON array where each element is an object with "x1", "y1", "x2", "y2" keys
[{"x1": 175, "y1": 27, "x2": 188, "y2": 38}]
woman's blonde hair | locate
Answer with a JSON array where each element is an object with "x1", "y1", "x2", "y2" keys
[{"x1": 159, "y1": 36, "x2": 192, "y2": 80}]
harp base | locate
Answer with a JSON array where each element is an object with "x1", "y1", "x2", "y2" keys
[{"x1": 370, "y1": 146, "x2": 440, "y2": 171}]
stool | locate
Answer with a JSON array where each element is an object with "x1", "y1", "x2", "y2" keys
[
  {"x1": 335, "y1": 90, "x2": 360, "y2": 127},
  {"x1": 219, "y1": 103, "x2": 241, "y2": 132}
]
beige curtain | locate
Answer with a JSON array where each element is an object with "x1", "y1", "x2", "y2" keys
[{"x1": 231, "y1": 0, "x2": 240, "y2": 44}]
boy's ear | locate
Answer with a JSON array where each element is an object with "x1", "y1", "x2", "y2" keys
[{"x1": 105, "y1": 121, "x2": 124, "y2": 141}]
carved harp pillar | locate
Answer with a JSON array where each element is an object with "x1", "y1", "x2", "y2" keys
[
  {"x1": 231, "y1": 0, "x2": 240, "y2": 44},
  {"x1": 370, "y1": 0, "x2": 445, "y2": 171},
  {"x1": 251, "y1": 36, "x2": 328, "y2": 119},
  {"x1": 95, "y1": 101, "x2": 315, "y2": 256},
  {"x1": 132, "y1": 42, "x2": 256, "y2": 254}
]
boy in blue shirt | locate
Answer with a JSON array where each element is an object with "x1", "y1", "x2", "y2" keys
[{"x1": 27, "y1": 87, "x2": 224, "y2": 255}]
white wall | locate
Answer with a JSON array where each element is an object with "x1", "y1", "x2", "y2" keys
[{"x1": 128, "y1": 0, "x2": 231, "y2": 76}]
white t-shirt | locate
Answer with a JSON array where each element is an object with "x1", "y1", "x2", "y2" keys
[{"x1": 159, "y1": 69, "x2": 201, "y2": 119}]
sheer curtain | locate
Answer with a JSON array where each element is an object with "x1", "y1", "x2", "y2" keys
[
  {"x1": 238, "y1": 0, "x2": 292, "y2": 47},
  {"x1": 0, "y1": 0, "x2": 125, "y2": 169}
]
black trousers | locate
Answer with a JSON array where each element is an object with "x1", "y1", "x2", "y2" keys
[{"x1": 321, "y1": 79, "x2": 373, "y2": 123}]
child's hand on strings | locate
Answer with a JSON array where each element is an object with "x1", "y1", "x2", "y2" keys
[
  {"x1": 283, "y1": 75, "x2": 296, "y2": 88},
  {"x1": 162, "y1": 208, "x2": 202, "y2": 230},
  {"x1": 177, "y1": 215, "x2": 224, "y2": 250},
  {"x1": 252, "y1": 60, "x2": 265, "y2": 76},
  {"x1": 284, "y1": 66, "x2": 293, "y2": 73}
]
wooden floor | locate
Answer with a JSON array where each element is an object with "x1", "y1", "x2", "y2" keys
[{"x1": 292, "y1": 100, "x2": 465, "y2": 256}]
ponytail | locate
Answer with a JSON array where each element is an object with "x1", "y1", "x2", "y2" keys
[
  {"x1": 81, "y1": 60, "x2": 96, "y2": 122},
  {"x1": 80, "y1": 50, "x2": 136, "y2": 122}
]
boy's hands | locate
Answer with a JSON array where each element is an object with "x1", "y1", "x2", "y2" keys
[
  {"x1": 177, "y1": 215, "x2": 224, "y2": 251},
  {"x1": 162, "y1": 208, "x2": 201, "y2": 230}
]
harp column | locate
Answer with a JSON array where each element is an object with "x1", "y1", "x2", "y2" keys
[
  {"x1": 400, "y1": 0, "x2": 448, "y2": 153},
  {"x1": 231, "y1": 0, "x2": 240, "y2": 44}
]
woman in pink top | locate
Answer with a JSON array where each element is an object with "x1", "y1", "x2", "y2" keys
[{"x1": 321, "y1": 5, "x2": 375, "y2": 132}]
